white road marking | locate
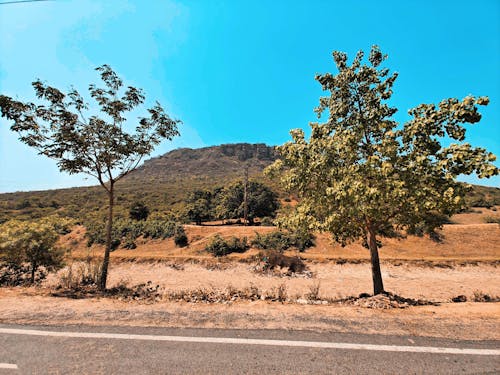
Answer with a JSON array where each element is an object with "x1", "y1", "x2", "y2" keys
[
  {"x1": 0, "y1": 363, "x2": 18, "y2": 369},
  {"x1": 0, "y1": 328, "x2": 499, "y2": 356}
]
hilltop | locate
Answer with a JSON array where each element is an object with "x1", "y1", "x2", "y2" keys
[{"x1": 127, "y1": 143, "x2": 277, "y2": 182}]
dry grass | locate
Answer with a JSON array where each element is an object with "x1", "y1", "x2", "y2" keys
[
  {"x1": 450, "y1": 206, "x2": 500, "y2": 225},
  {"x1": 62, "y1": 219, "x2": 500, "y2": 264}
]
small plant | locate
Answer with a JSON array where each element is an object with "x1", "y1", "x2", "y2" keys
[
  {"x1": 260, "y1": 217, "x2": 275, "y2": 226},
  {"x1": 472, "y1": 290, "x2": 493, "y2": 302},
  {"x1": 205, "y1": 235, "x2": 249, "y2": 257},
  {"x1": 305, "y1": 281, "x2": 321, "y2": 301},
  {"x1": 260, "y1": 250, "x2": 307, "y2": 274},
  {"x1": 174, "y1": 227, "x2": 188, "y2": 247},
  {"x1": 57, "y1": 260, "x2": 102, "y2": 290},
  {"x1": 483, "y1": 216, "x2": 500, "y2": 224},
  {"x1": 265, "y1": 283, "x2": 288, "y2": 302}
]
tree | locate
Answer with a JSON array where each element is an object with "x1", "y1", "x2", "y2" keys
[
  {"x1": 0, "y1": 218, "x2": 65, "y2": 284},
  {"x1": 185, "y1": 190, "x2": 213, "y2": 225},
  {"x1": 0, "y1": 65, "x2": 180, "y2": 290},
  {"x1": 129, "y1": 201, "x2": 149, "y2": 221},
  {"x1": 216, "y1": 181, "x2": 279, "y2": 224},
  {"x1": 268, "y1": 46, "x2": 498, "y2": 295}
]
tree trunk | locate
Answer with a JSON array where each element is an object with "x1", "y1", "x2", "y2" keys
[
  {"x1": 99, "y1": 186, "x2": 114, "y2": 291},
  {"x1": 30, "y1": 262, "x2": 37, "y2": 284},
  {"x1": 366, "y1": 224, "x2": 385, "y2": 295}
]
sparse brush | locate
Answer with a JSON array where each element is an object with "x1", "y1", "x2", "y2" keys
[
  {"x1": 483, "y1": 216, "x2": 500, "y2": 224},
  {"x1": 266, "y1": 283, "x2": 288, "y2": 302},
  {"x1": 305, "y1": 281, "x2": 321, "y2": 301},
  {"x1": 165, "y1": 283, "x2": 295, "y2": 303},
  {"x1": 57, "y1": 261, "x2": 102, "y2": 290},
  {"x1": 471, "y1": 290, "x2": 499, "y2": 302}
]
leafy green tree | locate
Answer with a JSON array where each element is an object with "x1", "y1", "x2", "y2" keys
[
  {"x1": 0, "y1": 65, "x2": 180, "y2": 290},
  {"x1": 268, "y1": 46, "x2": 498, "y2": 295},
  {"x1": 185, "y1": 190, "x2": 213, "y2": 225},
  {"x1": 129, "y1": 201, "x2": 149, "y2": 221},
  {"x1": 0, "y1": 218, "x2": 65, "y2": 284},
  {"x1": 216, "y1": 181, "x2": 279, "y2": 224}
]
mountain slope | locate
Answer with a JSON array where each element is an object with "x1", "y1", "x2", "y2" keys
[
  {"x1": 0, "y1": 143, "x2": 498, "y2": 223},
  {"x1": 0, "y1": 143, "x2": 278, "y2": 222}
]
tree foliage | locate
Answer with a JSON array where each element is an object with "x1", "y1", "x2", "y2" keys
[
  {"x1": 215, "y1": 181, "x2": 280, "y2": 224},
  {"x1": 0, "y1": 65, "x2": 180, "y2": 290},
  {"x1": 185, "y1": 190, "x2": 214, "y2": 225},
  {"x1": 268, "y1": 46, "x2": 498, "y2": 294},
  {"x1": 0, "y1": 218, "x2": 67, "y2": 284},
  {"x1": 129, "y1": 201, "x2": 150, "y2": 221}
]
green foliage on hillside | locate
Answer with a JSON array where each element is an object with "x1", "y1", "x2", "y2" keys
[
  {"x1": 0, "y1": 144, "x2": 280, "y2": 224},
  {"x1": 85, "y1": 218, "x2": 186, "y2": 250},
  {"x1": 0, "y1": 143, "x2": 497, "y2": 226}
]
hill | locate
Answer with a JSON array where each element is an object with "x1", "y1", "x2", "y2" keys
[
  {"x1": 0, "y1": 143, "x2": 279, "y2": 222},
  {"x1": 0, "y1": 142, "x2": 499, "y2": 223}
]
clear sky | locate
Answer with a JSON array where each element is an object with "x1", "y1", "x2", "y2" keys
[{"x1": 0, "y1": 0, "x2": 499, "y2": 192}]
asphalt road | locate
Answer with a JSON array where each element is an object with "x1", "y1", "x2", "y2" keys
[{"x1": 0, "y1": 324, "x2": 498, "y2": 374}]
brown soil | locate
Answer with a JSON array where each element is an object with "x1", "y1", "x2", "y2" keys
[
  {"x1": 4, "y1": 215, "x2": 498, "y2": 340},
  {"x1": 450, "y1": 206, "x2": 500, "y2": 225},
  {"x1": 0, "y1": 288, "x2": 498, "y2": 340}
]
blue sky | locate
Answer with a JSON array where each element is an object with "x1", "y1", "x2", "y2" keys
[{"x1": 0, "y1": 0, "x2": 498, "y2": 192}]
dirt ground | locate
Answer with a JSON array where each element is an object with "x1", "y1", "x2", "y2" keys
[
  {"x1": 1, "y1": 261, "x2": 498, "y2": 340},
  {"x1": 2, "y1": 210, "x2": 499, "y2": 340},
  {"x1": 43, "y1": 262, "x2": 499, "y2": 303},
  {"x1": 0, "y1": 289, "x2": 498, "y2": 340}
]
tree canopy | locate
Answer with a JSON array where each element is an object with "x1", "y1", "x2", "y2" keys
[
  {"x1": 269, "y1": 46, "x2": 498, "y2": 295},
  {"x1": 0, "y1": 65, "x2": 181, "y2": 290},
  {"x1": 0, "y1": 217, "x2": 67, "y2": 284},
  {"x1": 215, "y1": 181, "x2": 280, "y2": 224}
]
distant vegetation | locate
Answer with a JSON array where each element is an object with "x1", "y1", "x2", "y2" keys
[
  {"x1": 0, "y1": 143, "x2": 497, "y2": 227},
  {"x1": 0, "y1": 144, "x2": 282, "y2": 225}
]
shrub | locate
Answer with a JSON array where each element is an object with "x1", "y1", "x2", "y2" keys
[
  {"x1": 0, "y1": 219, "x2": 65, "y2": 284},
  {"x1": 205, "y1": 235, "x2": 249, "y2": 257},
  {"x1": 57, "y1": 261, "x2": 102, "y2": 290},
  {"x1": 260, "y1": 217, "x2": 275, "y2": 226},
  {"x1": 252, "y1": 230, "x2": 315, "y2": 252},
  {"x1": 85, "y1": 219, "x2": 185, "y2": 249},
  {"x1": 122, "y1": 238, "x2": 137, "y2": 250},
  {"x1": 174, "y1": 227, "x2": 188, "y2": 247},
  {"x1": 483, "y1": 216, "x2": 500, "y2": 224},
  {"x1": 261, "y1": 250, "x2": 306, "y2": 273},
  {"x1": 129, "y1": 201, "x2": 149, "y2": 221},
  {"x1": 0, "y1": 263, "x2": 48, "y2": 286}
]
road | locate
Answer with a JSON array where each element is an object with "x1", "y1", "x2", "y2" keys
[{"x1": 0, "y1": 324, "x2": 498, "y2": 374}]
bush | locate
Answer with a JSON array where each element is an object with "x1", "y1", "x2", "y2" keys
[
  {"x1": 85, "y1": 219, "x2": 185, "y2": 249},
  {"x1": 261, "y1": 250, "x2": 306, "y2": 273},
  {"x1": 0, "y1": 219, "x2": 65, "y2": 284},
  {"x1": 129, "y1": 201, "x2": 149, "y2": 221},
  {"x1": 252, "y1": 230, "x2": 315, "y2": 252},
  {"x1": 260, "y1": 217, "x2": 275, "y2": 226},
  {"x1": 483, "y1": 216, "x2": 500, "y2": 224},
  {"x1": 0, "y1": 263, "x2": 48, "y2": 286},
  {"x1": 57, "y1": 261, "x2": 102, "y2": 290},
  {"x1": 205, "y1": 235, "x2": 249, "y2": 257},
  {"x1": 174, "y1": 227, "x2": 188, "y2": 247}
]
